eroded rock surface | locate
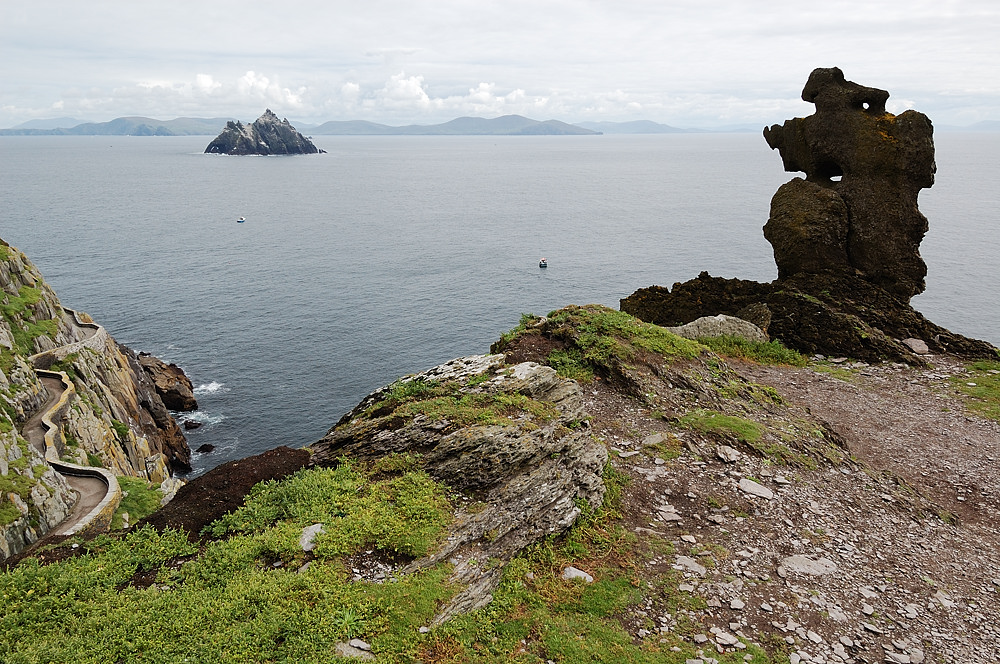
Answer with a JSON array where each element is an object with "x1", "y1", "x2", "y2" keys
[
  {"x1": 204, "y1": 109, "x2": 324, "y2": 155},
  {"x1": 309, "y1": 354, "x2": 607, "y2": 621},
  {"x1": 763, "y1": 67, "x2": 935, "y2": 300},
  {"x1": 137, "y1": 353, "x2": 197, "y2": 412},
  {"x1": 621, "y1": 68, "x2": 997, "y2": 364}
]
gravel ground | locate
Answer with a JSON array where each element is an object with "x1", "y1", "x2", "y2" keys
[{"x1": 583, "y1": 353, "x2": 1000, "y2": 664}]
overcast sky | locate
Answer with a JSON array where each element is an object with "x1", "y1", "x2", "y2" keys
[{"x1": 2, "y1": 0, "x2": 998, "y2": 128}]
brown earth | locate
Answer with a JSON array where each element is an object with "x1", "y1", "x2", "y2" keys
[{"x1": 137, "y1": 445, "x2": 311, "y2": 539}]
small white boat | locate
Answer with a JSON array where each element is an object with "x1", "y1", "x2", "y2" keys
[
  {"x1": 539, "y1": 258, "x2": 547, "y2": 268},
  {"x1": 237, "y1": 217, "x2": 246, "y2": 223}
]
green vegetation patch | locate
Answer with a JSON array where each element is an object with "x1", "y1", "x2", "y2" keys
[
  {"x1": 1, "y1": 285, "x2": 59, "y2": 355},
  {"x1": 49, "y1": 352, "x2": 80, "y2": 381},
  {"x1": 361, "y1": 377, "x2": 559, "y2": 429},
  {"x1": 697, "y1": 335, "x2": 807, "y2": 367},
  {"x1": 952, "y1": 360, "x2": 1000, "y2": 422},
  {"x1": 678, "y1": 409, "x2": 763, "y2": 444},
  {"x1": 112, "y1": 477, "x2": 163, "y2": 529},
  {"x1": 547, "y1": 306, "x2": 704, "y2": 366},
  {"x1": 206, "y1": 464, "x2": 453, "y2": 558},
  {"x1": 1, "y1": 463, "x2": 460, "y2": 663}
]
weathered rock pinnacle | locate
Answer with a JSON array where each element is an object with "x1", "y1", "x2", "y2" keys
[{"x1": 763, "y1": 67, "x2": 935, "y2": 300}]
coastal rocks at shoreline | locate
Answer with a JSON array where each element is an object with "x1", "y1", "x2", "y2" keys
[
  {"x1": 204, "y1": 109, "x2": 324, "y2": 155},
  {"x1": 137, "y1": 353, "x2": 197, "y2": 412}
]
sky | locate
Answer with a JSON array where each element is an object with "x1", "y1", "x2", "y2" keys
[{"x1": 2, "y1": 0, "x2": 999, "y2": 129}]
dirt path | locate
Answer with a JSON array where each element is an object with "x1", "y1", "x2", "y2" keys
[
  {"x1": 736, "y1": 356, "x2": 1000, "y2": 524},
  {"x1": 575, "y1": 351, "x2": 1000, "y2": 663}
]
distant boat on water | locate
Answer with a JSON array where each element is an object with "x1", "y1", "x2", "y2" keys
[
  {"x1": 539, "y1": 258, "x2": 547, "y2": 268},
  {"x1": 237, "y1": 217, "x2": 246, "y2": 223}
]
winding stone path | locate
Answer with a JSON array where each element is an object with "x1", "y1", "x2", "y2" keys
[{"x1": 17, "y1": 308, "x2": 120, "y2": 539}]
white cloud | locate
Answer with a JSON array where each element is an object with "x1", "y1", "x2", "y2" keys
[
  {"x1": 375, "y1": 72, "x2": 433, "y2": 110},
  {"x1": 2, "y1": 0, "x2": 999, "y2": 127}
]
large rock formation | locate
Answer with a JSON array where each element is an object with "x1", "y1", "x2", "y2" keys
[
  {"x1": 763, "y1": 67, "x2": 935, "y2": 300},
  {"x1": 622, "y1": 68, "x2": 997, "y2": 364},
  {"x1": 1, "y1": 239, "x2": 192, "y2": 560},
  {"x1": 204, "y1": 110, "x2": 324, "y2": 155}
]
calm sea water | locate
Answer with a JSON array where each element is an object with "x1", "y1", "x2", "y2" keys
[{"x1": 1, "y1": 133, "x2": 997, "y2": 474}]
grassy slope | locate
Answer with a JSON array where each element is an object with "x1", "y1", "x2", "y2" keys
[{"x1": 1, "y1": 306, "x2": 888, "y2": 664}]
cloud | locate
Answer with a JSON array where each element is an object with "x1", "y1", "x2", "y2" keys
[{"x1": 237, "y1": 71, "x2": 305, "y2": 108}]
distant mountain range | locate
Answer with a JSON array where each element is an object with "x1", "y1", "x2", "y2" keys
[
  {"x1": 0, "y1": 116, "x2": 235, "y2": 136},
  {"x1": 3, "y1": 115, "x2": 998, "y2": 136},
  {"x1": 303, "y1": 115, "x2": 599, "y2": 135}
]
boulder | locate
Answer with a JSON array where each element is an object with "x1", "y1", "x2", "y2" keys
[
  {"x1": 137, "y1": 353, "x2": 197, "y2": 411},
  {"x1": 666, "y1": 314, "x2": 768, "y2": 343},
  {"x1": 620, "y1": 68, "x2": 998, "y2": 365},
  {"x1": 204, "y1": 110, "x2": 324, "y2": 155}
]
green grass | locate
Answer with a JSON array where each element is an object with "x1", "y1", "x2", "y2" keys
[
  {"x1": 0, "y1": 285, "x2": 59, "y2": 355},
  {"x1": 547, "y1": 348, "x2": 595, "y2": 382},
  {"x1": 110, "y1": 419, "x2": 130, "y2": 440},
  {"x1": 547, "y1": 306, "x2": 704, "y2": 367},
  {"x1": 697, "y1": 335, "x2": 807, "y2": 367},
  {"x1": 0, "y1": 457, "x2": 783, "y2": 663},
  {"x1": 0, "y1": 463, "x2": 460, "y2": 663},
  {"x1": 952, "y1": 361, "x2": 1000, "y2": 421},
  {"x1": 49, "y1": 352, "x2": 79, "y2": 381},
  {"x1": 678, "y1": 409, "x2": 763, "y2": 444},
  {"x1": 205, "y1": 464, "x2": 453, "y2": 558},
  {"x1": 113, "y1": 477, "x2": 163, "y2": 529},
  {"x1": 360, "y1": 377, "x2": 559, "y2": 430}
]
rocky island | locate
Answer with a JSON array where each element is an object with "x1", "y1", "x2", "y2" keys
[
  {"x1": 204, "y1": 109, "x2": 324, "y2": 155},
  {"x1": 3, "y1": 70, "x2": 1000, "y2": 664}
]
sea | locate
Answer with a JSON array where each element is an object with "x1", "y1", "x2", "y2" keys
[{"x1": 1, "y1": 132, "x2": 997, "y2": 475}]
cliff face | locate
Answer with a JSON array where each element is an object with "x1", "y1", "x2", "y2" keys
[
  {"x1": 204, "y1": 109, "x2": 324, "y2": 155},
  {"x1": 0, "y1": 239, "x2": 191, "y2": 559}
]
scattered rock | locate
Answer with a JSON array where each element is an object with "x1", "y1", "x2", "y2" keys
[
  {"x1": 562, "y1": 566, "x2": 594, "y2": 583},
  {"x1": 675, "y1": 555, "x2": 707, "y2": 577},
  {"x1": 666, "y1": 314, "x2": 768, "y2": 343},
  {"x1": 738, "y1": 478, "x2": 774, "y2": 500},
  {"x1": 778, "y1": 555, "x2": 838, "y2": 576},
  {"x1": 183, "y1": 420, "x2": 204, "y2": 431},
  {"x1": 299, "y1": 523, "x2": 324, "y2": 552},
  {"x1": 334, "y1": 642, "x2": 375, "y2": 660},
  {"x1": 902, "y1": 338, "x2": 930, "y2": 354},
  {"x1": 716, "y1": 445, "x2": 742, "y2": 463}
]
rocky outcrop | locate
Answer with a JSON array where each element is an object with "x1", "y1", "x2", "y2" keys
[
  {"x1": 622, "y1": 271, "x2": 996, "y2": 364},
  {"x1": 309, "y1": 354, "x2": 607, "y2": 621},
  {"x1": 622, "y1": 69, "x2": 997, "y2": 364},
  {"x1": 204, "y1": 110, "x2": 324, "y2": 155},
  {"x1": 763, "y1": 67, "x2": 935, "y2": 300},
  {"x1": 137, "y1": 353, "x2": 197, "y2": 412}
]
